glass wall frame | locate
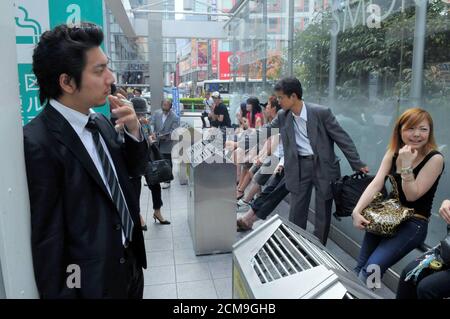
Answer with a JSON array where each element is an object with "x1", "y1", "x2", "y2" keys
[{"x1": 227, "y1": 0, "x2": 450, "y2": 280}]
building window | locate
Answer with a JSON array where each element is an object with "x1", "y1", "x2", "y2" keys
[{"x1": 268, "y1": 17, "x2": 280, "y2": 33}]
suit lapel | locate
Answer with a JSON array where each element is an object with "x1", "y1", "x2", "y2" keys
[
  {"x1": 305, "y1": 103, "x2": 318, "y2": 154},
  {"x1": 285, "y1": 111, "x2": 295, "y2": 146},
  {"x1": 161, "y1": 112, "x2": 171, "y2": 132},
  {"x1": 42, "y1": 104, "x2": 111, "y2": 198}
]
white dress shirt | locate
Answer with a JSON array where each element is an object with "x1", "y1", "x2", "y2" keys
[
  {"x1": 50, "y1": 99, "x2": 138, "y2": 245},
  {"x1": 292, "y1": 103, "x2": 314, "y2": 156},
  {"x1": 162, "y1": 112, "x2": 168, "y2": 126}
]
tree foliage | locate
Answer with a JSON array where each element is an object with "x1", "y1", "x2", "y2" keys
[{"x1": 293, "y1": 0, "x2": 450, "y2": 104}]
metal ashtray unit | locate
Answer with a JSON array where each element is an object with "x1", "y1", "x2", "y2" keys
[{"x1": 232, "y1": 214, "x2": 381, "y2": 299}]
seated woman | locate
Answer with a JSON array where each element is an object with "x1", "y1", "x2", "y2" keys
[
  {"x1": 233, "y1": 97, "x2": 264, "y2": 199},
  {"x1": 245, "y1": 97, "x2": 264, "y2": 129},
  {"x1": 235, "y1": 102, "x2": 248, "y2": 131},
  {"x1": 396, "y1": 199, "x2": 450, "y2": 299},
  {"x1": 352, "y1": 108, "x2": 444, "y2": 283}
]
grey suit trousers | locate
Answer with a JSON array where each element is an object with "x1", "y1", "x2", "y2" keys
[{"x1": 288, "y1": 156, "x2": 333, "y2": 245}]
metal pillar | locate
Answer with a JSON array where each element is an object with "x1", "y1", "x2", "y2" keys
[
  {"x1": 148, "y1": 7, "x2": 164, "y2": 112},
  {"x1": 0, "y1": 0, "x2": 38, "y2": 298},
  {"x1": 410, "y1": 0, "x2": 427, "y2": 105},
  {"x1": 287, "y1": 0, "x2": 294, "y2": 76},
  {"x1": 262, "y1": 0, "x2": 267, "y2": 88},
  {"x1": 328, "y1": 0, "x2": 339, "y2": 102}
]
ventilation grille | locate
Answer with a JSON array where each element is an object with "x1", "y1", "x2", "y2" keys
[{"x1": 251, "y1": 224, "x2": 346, "y2": 284}]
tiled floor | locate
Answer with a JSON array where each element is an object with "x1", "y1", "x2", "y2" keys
[
  {"x1": 140, "y1": 165, "x2": 394, "y2": 299},
  {"x1": 140, "y1": 167, "x2": 233, "y2": 299}
]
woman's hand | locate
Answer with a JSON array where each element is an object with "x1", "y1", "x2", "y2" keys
[
  {"x1": 398, "y1": 145, "x2": 418, "y2": 169},
  {"x1": 352, "y1": 211, "x2": 370, "y2": 230},
  {"x1": 439, "y1": 199, "x2": 450, "y2": 224},
  {"x1": 275, "y1": 164, "x2": 284, "y2": 174},
  {"x1": 253, "y1": 156, "x2": 262, "y2": 166}
]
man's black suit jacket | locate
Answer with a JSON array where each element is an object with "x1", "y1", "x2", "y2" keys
[{"x1": 23, "y1": 104, "x2": 148, "y2": 298}]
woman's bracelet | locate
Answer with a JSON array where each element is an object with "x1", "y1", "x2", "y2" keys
[
  {"x1": 400, "y1": 166, "x2": 413, "y2": 175},
  {"x1": 401, "y1": 174, "x2": 415, "y2": 182}
]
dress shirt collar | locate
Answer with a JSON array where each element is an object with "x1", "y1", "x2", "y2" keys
[
  {"x1": 50, "y1": 99, "x2": 94, "y2": 134},
  {"x1": 292, "y1": 102, "x2": 308, "y2": 122}
]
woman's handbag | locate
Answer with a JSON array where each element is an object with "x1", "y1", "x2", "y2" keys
[
  {"x1": 144, "y1": 143, "x2": 174, "y2": 186},
  {"x1": 361, "y1": 175, "x2": 414, "y2": 237},
  {"x1": 331, "y1": 172, "x2": 386, "y2": 219}
]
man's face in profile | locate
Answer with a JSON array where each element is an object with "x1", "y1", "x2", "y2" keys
[
  {"x1": 275, "y1": 90, "x2": 294, "y2": 111},
  {"x1": 76, "y1": 47, "x2": 115, "y2": 108}
]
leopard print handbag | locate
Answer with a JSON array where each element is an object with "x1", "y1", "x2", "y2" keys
[{"x1": 361, "y1": 175, "x2": 415, "y2": 237}]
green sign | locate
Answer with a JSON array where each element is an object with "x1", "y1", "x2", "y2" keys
[
  {"x1": 15, "y1": 0, "x2": 108, "y2": 125},
  {"x1": 48, "y1": 0, "x2": 104, "y2": 29}
]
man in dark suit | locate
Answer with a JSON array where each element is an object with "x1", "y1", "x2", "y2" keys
[
  {"x1": 266, "y1": 77, "x2": 368, "y2": 245},
  {"x1": 24, "y1": 23, "x2": 148, "y2": 298}
]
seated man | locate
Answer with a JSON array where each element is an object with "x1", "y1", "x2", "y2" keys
[{"x1": 237, "y1": 157, "x2": 289, "y2": 231}]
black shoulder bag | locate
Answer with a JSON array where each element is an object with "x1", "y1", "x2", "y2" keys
[
  {"x1": 331, "y1": 172, "x2": 387, "y2": 220},
  {"x1": 144, "y1": 143, "x2": 174, "y2": 186}
]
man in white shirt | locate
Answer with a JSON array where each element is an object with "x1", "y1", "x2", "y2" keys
[
  {"x1": 24, "y1": 22, "x2": 148, "y2": 298},
  {"x1": 201, "y1": 91, "x2": 214, "y2": 128},
  {"x1": 266, "y1": 77, "x2": 368, "y2": 245}
]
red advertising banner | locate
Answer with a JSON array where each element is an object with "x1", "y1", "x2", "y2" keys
[
  {"x1": 219, "y1": 51, "x2": 231, "y2": 80},
  {"x1": 198, "y1": 42, "x2": 208, "y2": 67},
  {"x1": 191, "y1": 39, "x2": 198, "y2": 69},
  {"x1": 211, "y1": 40, "x2": 218, "y2": 73}
]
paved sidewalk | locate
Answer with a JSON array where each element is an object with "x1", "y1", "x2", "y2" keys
[{"x1": 141, "y1": 165, "x2": 394, "y2": 299}]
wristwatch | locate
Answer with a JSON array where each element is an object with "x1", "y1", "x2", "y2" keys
[{"x1": 400, "y1": 166, "x2": 413, "y2": 175}]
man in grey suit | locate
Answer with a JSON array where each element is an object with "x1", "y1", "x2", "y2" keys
[
  {"x1": 151, "y1": 99, "x2": 180, "y2": 188},
  {"x1": 267, "y1": 77, "x2": 368, "y2": 245}
]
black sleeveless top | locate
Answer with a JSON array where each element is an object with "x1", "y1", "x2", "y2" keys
[{"x1": 391, "y1": 150, "x2": 443, "y2": 218}]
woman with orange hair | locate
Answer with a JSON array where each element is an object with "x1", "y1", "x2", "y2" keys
[{"x1": 352, "y1": 108, "x2": 444, "y2": 284}]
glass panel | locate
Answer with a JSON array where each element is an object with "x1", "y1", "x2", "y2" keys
[
  {"x1": 291, "y1": 0, "x2": 450, "y2": 275},
  {"x1": 422, "y1": 0, "x2": 450, "y2": 245}
]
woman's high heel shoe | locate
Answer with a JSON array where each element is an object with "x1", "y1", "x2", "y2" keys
[{"x1": 153, "y1": 214, "x2": 171, "y2": 225}]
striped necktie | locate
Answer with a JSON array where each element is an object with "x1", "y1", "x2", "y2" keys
[{"x1": 86, "y1": 115, "x2": 134, "y2": 242}]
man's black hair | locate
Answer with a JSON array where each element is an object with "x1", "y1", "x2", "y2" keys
[
  {"x1": 32, "y1": 22, "x2": 104, "y2": 104},
  {"x1": 240, "y1": 102, "x2": 248, "y2": 118},
  {"x1": 274, "y1": 76, "x2": 303, "y2": 100}
]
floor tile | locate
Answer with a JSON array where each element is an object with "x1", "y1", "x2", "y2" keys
[
  {"x1": 208, "y1": 260, "x2": 232, "y2": 279},
  {"x1": 173, "y1": 236, "x2": 194, "y2": 250},
  {"x1": 143, "y1": 265, "x2": 175, "y2": 285},
  {"x1": 174, "y1": 248, "x2": 210, "y2": 264},
  {"x1": 143, "y1": 284, "x2": 177, "y2": 299},
  {"x1": 214, "y1": 278, "x2": 232, "y2": 299},
  {"x1": 176, "y1": 263, "x2": 211, "y2": 282},
  {"x1": 145, "y1": 238, "x2": 173, "y2": 252},
  {"x1": 177, "y1": 280, "x2": 218, "y2": 299},
  {"x1": 146, "y1": 250, "x2": 175, "y2": 267}
]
